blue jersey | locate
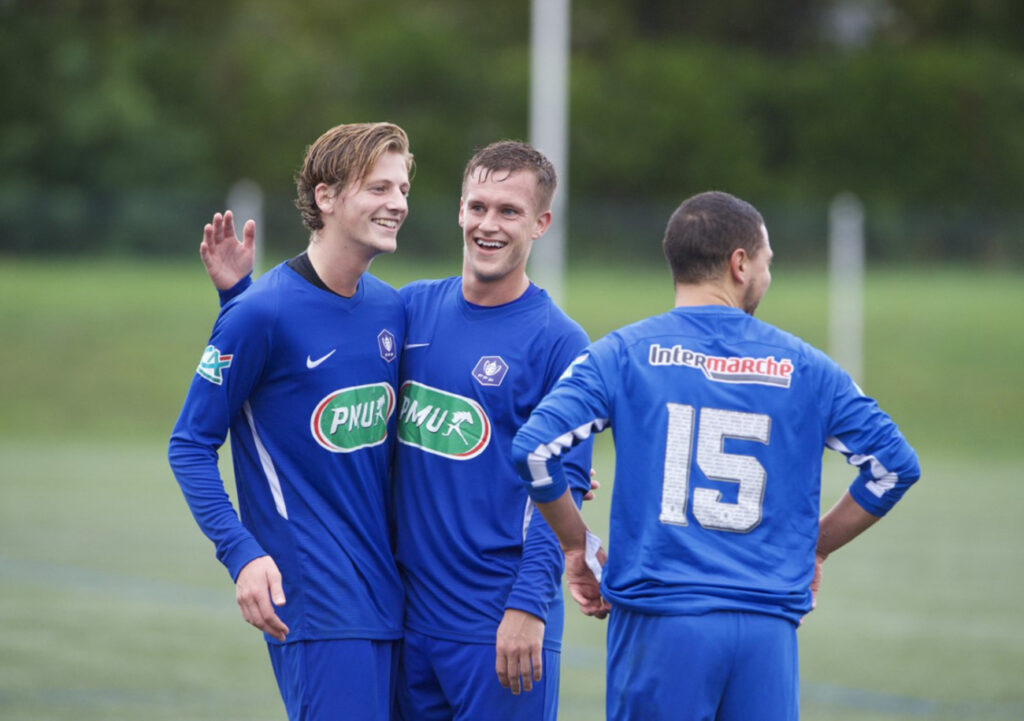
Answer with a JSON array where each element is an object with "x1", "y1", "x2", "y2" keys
[
  {"x1": 513, "y1": 305, "x2": 920, "y2": 624},
  {"x1": 168, "y1": 263, "x2": 405, "y2": 643},
  {"x1": 394, "y1": 277, "x2": 592, "y2": 650}
]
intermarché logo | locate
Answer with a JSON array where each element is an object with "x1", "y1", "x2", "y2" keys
[
  {"x1": 310, "y1": 383, "x2": 396, "y2": 453},
  {"x1": 397, "y1": 381, "x2": 491, "y2": 460}
]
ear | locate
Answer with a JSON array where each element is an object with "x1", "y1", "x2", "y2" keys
[
  {"x1": 729, "y1": 247, "x2": 750, "y2": 284},
  {"x1": 315, "y1": 183, "x2": 338, "y2": 215},
  {"x1": 457, "y1": 197, "x2": 465, "y2": 228},
  {"x1": 531, "y1": 210, "x2": 553, "y2": 239}
]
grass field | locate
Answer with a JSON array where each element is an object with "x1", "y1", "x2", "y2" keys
[{"x1": 1, "y1": 257, "x2": 1022, "y2": 720}]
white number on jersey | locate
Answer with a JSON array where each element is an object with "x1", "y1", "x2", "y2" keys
[{"x1": 659, "y1": 404, "x2": 771, "y2": 533}]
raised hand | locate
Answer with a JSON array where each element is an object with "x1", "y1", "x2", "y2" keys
[{"x1": 200, "y1": 210, "x2": 255, "y2": 290}]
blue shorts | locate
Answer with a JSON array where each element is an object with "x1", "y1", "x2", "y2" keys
[
  {"x1": 267, "y1": 638, "x2": 397, "y2": 721},
  {"x1": 395, "y1": 627, "x2": 560, "y2": 721},
  {"x1": 607, "y1": 608, "x2": 798, "y2": 721}
]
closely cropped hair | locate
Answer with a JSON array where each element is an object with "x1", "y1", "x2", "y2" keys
[
  {"x1": 663, "y1": 191, "x2": 765, "y2": 284},
  {"x1": 295, "y1": 122, "x2": 414, "y2": 232},
  {"x1": 461, "y1": 140, "x2": 557, "y2": 212}
]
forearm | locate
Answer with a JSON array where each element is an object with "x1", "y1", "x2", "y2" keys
[
  {"x1": 506, "y1": 489, "x2": 584, "y2": 619},
  {"x1": 168, "y1": 434, "x2": 265, "y2": 579},
  {"x1": 535, "y1": 488, "x2": 590, "y2": 554},
  {"x1": 817, "y1": 490, "x2": 881, "y2": 559}
]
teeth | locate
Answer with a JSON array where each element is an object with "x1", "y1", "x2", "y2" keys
[
  {"x1": 476, "y1": 239, "x2": 505, "y2": 249},
  {"x1": 373, "y1": 218, "x2": 398, "y2": 229}
]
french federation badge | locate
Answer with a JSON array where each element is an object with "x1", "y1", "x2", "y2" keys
[
  {"x1": 472, "y1": 355, "x2": 508, "y2": 387},
  {"x1": 378, "y1": 329, "x2": 397, "y2": 363}
]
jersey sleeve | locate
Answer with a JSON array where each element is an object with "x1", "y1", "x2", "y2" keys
[
  {"x1": 820, "y1": 356, "x2": 921, "y2": 516},
  {"x1": 512, "y1": 337, "x2": 617, "y2": 504},
  {"x1": 167, "y1": 296, "x2": 271, "y2": 580},
  {"x1": 218, "y1": 274, "x2": 253, "y2": 308},
  {"x1": 504, "y1": 317, "x2": 594, "y2": 622}
]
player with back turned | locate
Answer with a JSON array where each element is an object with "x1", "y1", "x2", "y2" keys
[
  {"x1": 512, "y1": 190, "x2": 921, "y2": 721},
  {"x1": 168, "y1": 122, "x2": 413, "y2": 721}
]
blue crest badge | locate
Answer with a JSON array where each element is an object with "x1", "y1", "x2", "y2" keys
[
  {"x1": 378, "y1": 329, "x2": 397, "y2": 363},
  {"x1": 472, "y1": 355, "x2": 509, "y2": 387}
]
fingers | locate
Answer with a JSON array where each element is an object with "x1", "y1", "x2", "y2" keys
[
  {"x1": 242, "y1": 219, "x2": 256, "y2": 250},
  {"x1": 497, "y1": 648, "x2": 539, "y2": 695},
  {"x1": 222, "y1": 210, "x2": 236, "y2": 244},
  {"x1": 235, "y1": 558, "x2": 289, "y2": 641},
  {"x1": 495, "y1": 650, "x2": 510, "y2": 690},
  {"x1": 568, "y1": 582, "x2": 611, "y2": 619},
  {"x1": 494, "y1": 610, "x2": 544, "y2": 695},
  {"x1": 211, "y1": 212, "x2": 224, "y2": 246}
]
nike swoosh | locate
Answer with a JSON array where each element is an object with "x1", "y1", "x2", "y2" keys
[
  {"x1": 306, "y1": 349, "x2": 336, "y2": 368},
  {"x1": 404, "y1": 342, "x2": 431, "y2": 349}
]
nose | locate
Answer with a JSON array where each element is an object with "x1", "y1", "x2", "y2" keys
[
  {"x1": 479, "y1": 210, "x2": 501, "y2": 233},
  {"x1": 387, "y1": 189, "x2": 407, "y2": 215}
]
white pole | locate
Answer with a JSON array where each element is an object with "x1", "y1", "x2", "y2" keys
[
  {"x1": 227, "y1": 179, "x2": 264, "y2": 277},
  {"x1": 528, "y1": 0, "x2": 570, "y2": 306},
  {"x1": 828, "y1": 192, "x2": 865, "y2": 386}
]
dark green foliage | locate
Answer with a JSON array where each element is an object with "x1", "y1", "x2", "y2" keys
[{"x1": 0, "y1": 1, "x2": 1021, "y2": 262}]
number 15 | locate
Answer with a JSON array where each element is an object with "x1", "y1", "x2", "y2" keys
[{"x1": 659, "y1": 404, "x2": 771, "y2": 533}]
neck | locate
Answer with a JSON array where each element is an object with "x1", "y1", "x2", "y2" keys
[
  {"x1": 673, "y1": 280, "x2": 740, "y2": 309},
  {"x1": 307, "y1": 233, "x2": 372, "y2": 297},
  {"x1": 461, "y1": 265, "x2": 530, "y2": 306}
]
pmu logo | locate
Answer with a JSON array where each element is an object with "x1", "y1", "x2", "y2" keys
[
  {"x1": 197, "y1": 345, "x2": 233, "y2": 385},
  {"x1": 471, "y1": 356, "x2": 508, "y2": 387},
  {"x1": 310, "y1": 383, "x2": 396, "y2": 452},
  {"x1": 648, "y1": 344, "x2": 794, "y2": 388},
  {"x1": 378, "y1": 329, "x2": 397, "y2": 363},
  {"x1": 397, "y1": 381, "x2": 491, "y2": 460}
]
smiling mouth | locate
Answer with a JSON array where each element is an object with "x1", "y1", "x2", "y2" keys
[
  {"x1": 475, "y1": 238, "x2": 506, "y2": 249},
  {"x1": 373, "y1": 218, "x2": 400, "y2": 230}
]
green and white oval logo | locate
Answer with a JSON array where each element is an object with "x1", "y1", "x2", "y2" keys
[
  {"x1": 397, "y1": 381, "x2": 491, "y2": 460},
  {"x1": 310, "y1": 383, "x2": 395, "y2": 453}
]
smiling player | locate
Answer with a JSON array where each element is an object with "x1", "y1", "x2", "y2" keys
[
  {"x1": 168, "y1": 122, "x2": 412, "y2": 721},
  {"x1": 392, "y1": 142, "x2": 593, "y2": 721},
  {"x1": 203, "y1": 140, "x2": 593, "y2": 721}
]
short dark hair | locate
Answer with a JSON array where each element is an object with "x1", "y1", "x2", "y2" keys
[
  {"x1": 461, "y1": 140, "x2": 557, "y2": 212},
  {"x1": 295, "y1": 122, "x2": 414, "y2": 232},
  {"x1": 663, "y1": 191, "x2": 766, "y2": 284}
]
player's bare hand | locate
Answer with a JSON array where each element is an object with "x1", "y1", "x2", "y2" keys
[
  {"x1": 495, "y1": 608, "x2": 544, "y2": 695},
  {"x1": 235, "y1": 555, "x2": 289, "y2": 641},
  {"x1": 582, "y1": 469, "x2": 600, "y2": 502},
  {"x1": 565, "y1": 548, "x2": 610, "y2": 619},
  {"x1": 200, "y1": 210, "x2": 255, "y2": 291},
  {"x1": 801, "y1": 552, "x2": 826, "y2": 625}
]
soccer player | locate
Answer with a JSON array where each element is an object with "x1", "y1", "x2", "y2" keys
[
  {"x1": 168, "y1": 122, "x2": 413, "y2": 721},
  {"x1": 512, "y1": 190, "x2": 921, "y2": 721},
  {"x1": 203, "y1": 141, "x2": 593, "y2": 721},
  {"x1": 392, "y1": 141, "x2": 592, "y2": 721}
]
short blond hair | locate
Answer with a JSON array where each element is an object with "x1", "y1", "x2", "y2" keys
[{"x1": 295, "y1": 122, "x2": 414, "y2": 231}]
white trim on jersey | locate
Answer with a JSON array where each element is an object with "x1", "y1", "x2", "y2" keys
[
  {"x1": 521, "y1": 497, "x2": 535, "y2": 542},
  {"x1": 826, "y1": 435, "x2": 898, "y2": 498},
  {"x1": 244, "y1": 401, "x2": 289, "y2": 519},
  {"x1": 525, "y1": 417, "x2": 609, "y2": 489}
]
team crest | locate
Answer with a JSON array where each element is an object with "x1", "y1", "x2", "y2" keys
[
  {"x1": 378, "y1": 329, "x2": 397, "y2": 363},
  {"x1": 471, "y1": 356, "x2": 508, "y2": 387},
  {"x1": 197, "y1": 344, "x2": 233, "y2": 385}
]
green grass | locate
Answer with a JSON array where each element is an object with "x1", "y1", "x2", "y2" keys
[{"x1": 1, "y1": 257, "x2": 1023, "y2": 720}]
